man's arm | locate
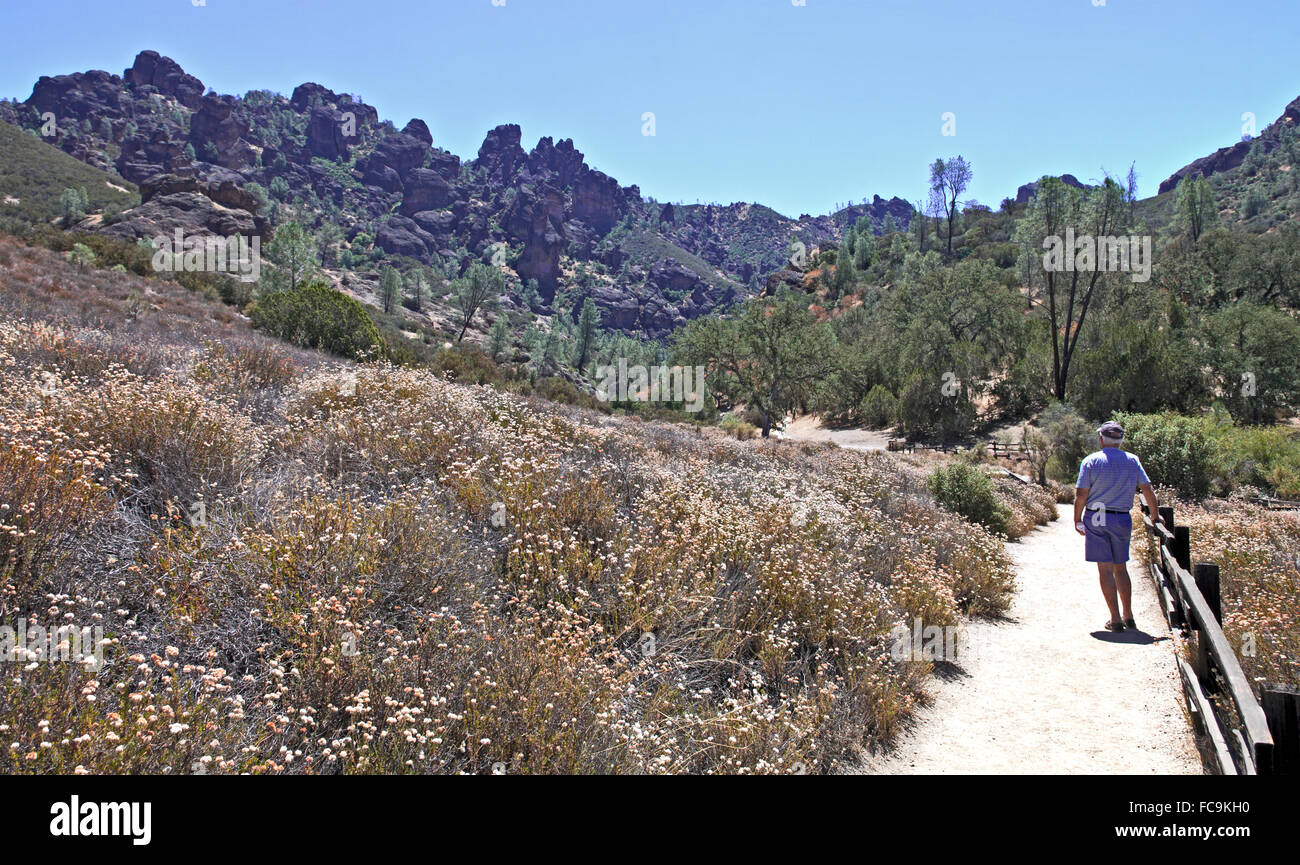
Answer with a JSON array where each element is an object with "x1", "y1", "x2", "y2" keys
[
  {"x1": 1139, "y1": 482, "x2": 1161, "y2": 525},
  {"x1": 1073, "y1": 487, "x2": 1089, "y2": 535}
]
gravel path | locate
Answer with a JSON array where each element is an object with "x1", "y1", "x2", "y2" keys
[{"x1": 853, "y1": 504, "x2": 1203, "y2": 775}]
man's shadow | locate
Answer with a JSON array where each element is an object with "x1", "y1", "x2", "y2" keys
[{"x1": 1089, "y1": 627, "x2": 1166, "y2": 645}]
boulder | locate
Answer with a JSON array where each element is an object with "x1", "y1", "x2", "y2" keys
[
  {"x1": 400, "y1": 168, "x2": 456, "y2": 213},
  {"x1": 1015, "y1": 173, "x2": 1087, "y2": 204},
  {"x1": 306, "y1": 106, "x2": 349, "y2": 161},
  {"x1": 99, "y1": 191, "x2": 260, "y2": 243},
  {"x1": 27, "y1": 70, "x2": 124, "y2": 121},
  {"x1": 189, "y1": 93, "x2": 255, "y2": 169},
  {"x1": 362, "y1": 163, "x2": 403, "y2": 194},
  {"x1": 290, "y1": 82, "x2": 337, "y2": 112},
  {"x1": 411, "y1": 209, "x2": 457, "y2": 235},
  {"x1": 374, "y1": 215, "x2": 435, "y2": 259},
  {"x1": 510, "y1": 182, "x2": 567, "y2": 297}
]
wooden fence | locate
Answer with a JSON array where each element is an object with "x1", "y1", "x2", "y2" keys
[
  {"x1": 1140, "y1": 502, "x2": 1300, "y2": 774},
  {"x1": 1253, "y1": 495, "x2": 1300, "y2": 512},
  {"x1": 886, "y1": 438, "x2": 1034, "y2": 458},
  {"x1": 985, "y1": 440, "x2": 1033, "y2": 458}
]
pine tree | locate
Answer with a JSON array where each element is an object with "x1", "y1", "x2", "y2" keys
[
  {"x1": 573, "y1": 298, "x2": 600, "y2": 372},
  {"x1": 853, "y1": 231, "x2": 874, "y2": 270},
  {"x1": 832, "y1": 245, "x2": 854, "y2": 296},
  {"x1": 59, "y1": 188, "x2": 85, "y2": 227},
  {"x1": 521, "y1": 279, "x2": 541, "y2": 313},
  {"x1": 488, "y1": 315, "x2": 510, "y2": 360},
  {"x1": 259, "y1": 221, "x2": 320, "y2": 295},
  {"x1": 380, "y1": 265, "x2": 402, "y2": 315}
]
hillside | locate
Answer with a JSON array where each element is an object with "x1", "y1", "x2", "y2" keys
[
  {"x1": 0, "y1": 119, "x2": 138, "y2": 225},
  {"x1": 1135, "y1": 94, "x2": 1300, "y2": 233}
]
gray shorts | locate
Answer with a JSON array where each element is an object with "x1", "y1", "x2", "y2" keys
[{"x1": 1084, "y1": 511, "x2": 1132, "y2": 563}]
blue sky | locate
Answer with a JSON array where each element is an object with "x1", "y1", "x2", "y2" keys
[{"x1": 2, "y1": 0, "x2": 1298, "y2": 216}]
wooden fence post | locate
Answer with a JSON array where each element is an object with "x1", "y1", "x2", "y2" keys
[
  {"x1": 1171, "y1": 526, "x2": 1192, "y2": 573},
  {"x1": 1262, "y1": 686, "x2": 1300, "y2": 775},
  {"x1": 1191, "y1": 562, "x2": 1220, "y2": 693},
  {"x1": 1193, "y1": 562, "x2": 1221, "y2": 623}
]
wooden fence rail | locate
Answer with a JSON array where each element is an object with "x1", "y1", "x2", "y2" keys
[
  {"x1": 1253, "y1": 495, "x2": 1300, "y2": 512},
  {"x1": 1139, "y1": 502, "x2": 1300, "y2": 774}
]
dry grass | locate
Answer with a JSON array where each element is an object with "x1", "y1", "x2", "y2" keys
[
  {"x1": 1137, "y1": 493, "x2": 1300, "y2": 692},
  {"x1": 0, "y1": 235, "x2": 1028, "y2": 774}
]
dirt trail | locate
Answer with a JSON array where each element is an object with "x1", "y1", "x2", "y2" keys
[
  {"x1": 854, "y1": 505, "x2": 1202, "y2": 775},
  {"x1": 777, "y1": 415, "x2": 893, "y2": 451}
]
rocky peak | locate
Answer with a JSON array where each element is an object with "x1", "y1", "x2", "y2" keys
[
  {"x1": 475, "y1": 124, "x2": 526, "y2": 183},
  {"x1": 401, "y1": 118, "x2": 433, "y2": 146},
  {"x1": 123, "y1": 51, "x2": 204, "y2": 109},
  {"x1": 290, "y1": 82, "x2": 337, "y2": 112},
  {"x1": 1015, "y1": 173, "x2": 1087, "y2": 204}
]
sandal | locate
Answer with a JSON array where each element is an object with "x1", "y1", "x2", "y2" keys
[
  {"x1": 1104, "y1": 620, "x2": 1126, "y2": 632},
  {"x1": 1123, "y1": 617, "x2": 1136, "y2": 629}
]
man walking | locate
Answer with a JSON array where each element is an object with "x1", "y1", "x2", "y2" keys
[{"x1": 1073, "y1": 421, "x2": 1161, "y2": 633}]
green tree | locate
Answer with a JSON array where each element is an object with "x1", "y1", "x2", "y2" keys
[
  {"x1": 886, "y1": 254, "x2": 1026, "y2": 439},
  {"x1": 1069, "y1": 288, "x2": 1207, "y2": 418},
  {"x1": 1036, "y1": 402, "x2": 1094, "y2": 483},
  {"x1": 66, "y1": 242, "x2": 95, "y2": 269},
  {"x1": 927, "y1": 463, "x2": 1010, "y2": 535},
  {"x1": 852, "y1": 229, "x2": 874, "y2": 270},
  {"x1": 1014, "y1": 176, "x2": 1127, "y2": 401},
  {"x1": 858, "y1": 384, "x2": 898, "y2": 428},
  {"x1": 831, "y1": 243, "x2": 854, "y2": 296},
  {"x1": 379, "y1": 265, "x2": 402, "y2": 315},
  {"x1": 59, "y1": 187, "x2": 85, "y2": 227},
  {"x1": 521, "y1": 279, "x2": 542, "y2": 313},
  {"x1": 675, "y1": 290, "x2": 834, "y2": 437},
  {"x1": 259, "y1": 221, "x2": 320, "y2": 295},
  {"x1": 315, "y1": 222, "x2": 345, "y2": 267},
  {"x1": 1114, "y1": 412, "x2": 1214, "y2": 500},
  {"x1": 929, "y1": 156, "x2": 972, "y2": 255},
  {"x1": 451, "y1": 262, "x2": 505, "y2": 341},
  {"x1": 269, "y1": 176, "x2": 291, "y2": 202},
  {"x1": 244, "y1": 182, "x2": 271, "y2": 216},
  {"x1": 1200, "y1": 301, "x2": 1300, "y2": 423},
  {"x1": 248, "y1": 278, "x2": 382, "y2": 360},
  {"x1": 404, "y1": 266, "x2": 429, "y2": 311},
  {"x1": 487, "y1": 315, "x2": 511, "y2": 361},
  {"x1": 1174, "y1": 174, "x2": 1220, "y2": 243},
  {"x1": 573, "y1": 297, "x2": 600, "y2": 373}
]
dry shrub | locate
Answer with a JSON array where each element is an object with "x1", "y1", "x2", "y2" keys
[
  {"x1": 1137, "y1": 495, "x2": 1300, "y2": 691},
  {"x1": 54, "y1": 366, "x2": 264, "y2": 512},
  {"x1": 193, "y1": 340, "x2": 298, "y2": 395},
  {"x1": 0, "y1": 426, "x2": 111, "y2": 611},
  {"x1": 994, "y1": 476, "x2": 1060, "y2": 539}
]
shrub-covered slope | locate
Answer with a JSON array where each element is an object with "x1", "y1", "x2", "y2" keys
[{"x1": 0, "y1": 235, "x2": 1045, "y2": 774}]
